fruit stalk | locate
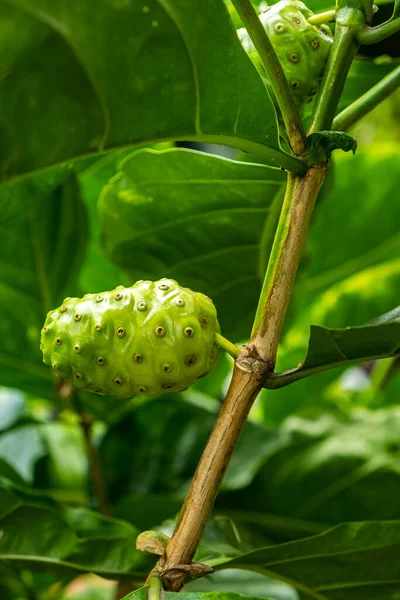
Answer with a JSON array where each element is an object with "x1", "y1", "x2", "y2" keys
[
  {"x1": 308, "y1": 2, "x2": 373, "y2": 133},
  {"x1": 231, "y1": 0, "x2": 306, "y2": 155}
]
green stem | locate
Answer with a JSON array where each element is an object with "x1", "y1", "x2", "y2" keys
[
  {"x1": 215, "y1": 333, "x2": 241, "y2": 359},
  {"x1": 333, "y1": 65, "x2": 400, "y2": 130},
  {"x1": 251, "y1": 167, "x2": 327, "y2": 365},
  {"x1": 148, "y1": 574, "x2": 163, "y2": 600},
  {"x1": 358, "y1": 17, "x2": 400, "y2": 44},
  {"x1": 307, "y1": 10, "x2": 336, "y2": 25},
  {"x1": 231, "y1": 0, "x2": 306, "y2": 155},
  {"x1": 308, "y1": 9, "x2": 363, "y2": 134}
]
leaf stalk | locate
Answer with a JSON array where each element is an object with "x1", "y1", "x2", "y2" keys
[{"x1": 333, "y1": 65, "x2": 400, "y2": 131}]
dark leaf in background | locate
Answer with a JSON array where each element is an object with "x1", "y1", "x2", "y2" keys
[
  {"x1": 218, "y1": 408, "x2": 400, "y2": 526},
  {"x1": 100, "y1": 393, "x2": 286, "y2": 510},
  {"x1": 0, "y1": 477, "x2": 150, "y2": 580},
  {"x1": 0, "y1": 170, "x2": 88, "y2": 398}
]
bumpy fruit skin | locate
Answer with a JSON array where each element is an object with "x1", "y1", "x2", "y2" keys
[
  {"x1": 41, "y1": 279, "x2": 220, "y2": 399},
  {"x1": 238, "y1": 0, "x2": 333, "y2": 112}
]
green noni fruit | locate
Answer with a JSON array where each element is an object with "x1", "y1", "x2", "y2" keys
[
  {"x1": 238, "y1": 0, "x2": 333, "y2": 112},
  {"x1": 41, "y1": 279, "x2": 220, "y2": 399}
]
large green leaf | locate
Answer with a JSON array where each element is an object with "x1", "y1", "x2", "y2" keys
[
  {"x1": 0, "y1": 169, "x2": 88, "y2": 397},
  {"x1": 99, "y1": 148, "x2": 285, "y2": 340},
  {"x1": 0, "y1": 477, "x2": 149, "y2": 579},
  {"x1": 218, "y1": 408, "x2": 400, "y2": 525},
  {"x1": 0, "y1": 0, "x2": 304, "y2": 181},
  {"x1": 212, "y1": 521, "x2": 400, "y2": 600}
]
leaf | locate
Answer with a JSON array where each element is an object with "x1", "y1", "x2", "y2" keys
[
  {"x1": 305, "y1": 132, "x2": 357, "y2": 165},
  {"x1": 185, "y1": 569, "x2": 298, "y2": 600},
  {"x1": 0, "y1": 477, "x2": 150, "y2": 579},
  {"x1": 0, "y1": 170, "x2": 88, "y2": 398},
  {"x1": 269, "y1": 304, "x2": 400, "y2": 388},
  {"x1": 0, "y1": 0, "x2": 303, "y2": 182},
  {"x1": 123, "y1": 588, "x2": 276, "y2": 600},
  {"x1": 99, "y1": 148, "x2": 285, "y2": 340},
  {"x1": 0, "y1": 425, "x2": 47, "y2": 483},
  {"x1": 100, "y1": 393, "x2": 286, "y2": 508},
  {"x1": 212, "y1": 521, "x2": 400, "y2": 600},
  {"x1": 38, "y1": 422, "x2": 88, "y2": 491},
  {"x1": 218, "y1": 408, "x2": 400, "y2": 526}
]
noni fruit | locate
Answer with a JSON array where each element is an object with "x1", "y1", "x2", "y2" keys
[{"x1": 41, "y1": 279, "x2": 220, "y2": 399}]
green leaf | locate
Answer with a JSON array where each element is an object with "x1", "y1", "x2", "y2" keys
[
  {"x1": 0, "y1": 477, "x2": 149, "y2": 579},
  {"x1": 269, "y1": 304, "x2": 400, "y2": 388},
  {"x1": 0, "y1": 0, "x2": 303, "y2": 181},
  {"x1": 0, "y1": 170, "x2": 88, "y2": 398},
  {"x1": 213, "y1": 521, "x2": 400, "y2": 600},
  {"x1": 99, "y1": 148, "x2": 285, "y2": 340},
  {"x1": 305, "y1": 132, "x2": 357, "y2": 165},
  {"x1": 0, "y1": 425, "x2": 46, "y2": 483},
  {"x1": 100, "y1": 393, "x2": 286, "y2": 507},
  {"x1": 123, "y1": 589, "x2": 275, "y2": 600},
  {"x1": 185, "y1": 570, "x2": 298, "y2": 599}
]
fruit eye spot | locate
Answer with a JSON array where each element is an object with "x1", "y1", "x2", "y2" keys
[
  {"x1": 137, "y1": 301, "x2": 147, "y2": 311},
  {"x1": 74, "y1": 314, "x2": 82, "y2": 321},
  {"x1": 73, "y1": 343, "x2": 81, "y2": 353},
  {"x1": 96, "y1": 295, "x2": 104, "y2": 303},
  {"x1": 55, "y1": 337, "x2": 62, "y2": 345},
  {"x1": 155, "y1": 325, "x2": 166, "y2": 337},
  {"x1": 292, "y1": 16, "x2": 300, "y2": 24},
  {"x1": 42, "y1": 326, "x2": 48, "y2": 333},
  {"x1": 115, "y1": 293, "x2": 122, "y2": 300},
  {"x1": 163, "y1": 364, "x2": 171, "y2": 372},
  {"x1": 175, "y1": 298, "x2": 185, "y2": 307},
  {"x1": 184, "y1": 327, "x2": 194, "y2": 337},
  {"x1": 158, "y1": 283, "x2": 169, "y2": 290},
  {"x1": 92, "y1": 388, "x2": 102, "y2": 393},
  {"x1": 95, "y1": 323, "x2": 102, "y2": 331},
  {"x1": 117, "y1": 327, "x2": 125, "y2": 337},
  {"x1": 310, "y1": 88, "x2": 317, "y2": 96},
  {"x1": 162, "y1": 383, "x2": 173, "y2": 389},
  {"x1": 135, "y1": 353, "x2": 143, "y2": 363},
  {"x1": 291, "y1": 81, "x2": 300, "y2": 88},
  {"x1": 75, "y1": 372, "x2": 83, "y2": 380},
  {"x1": 311, "y1": 39, "x2": 320, "y2": 49},
  {"x1": 185, "y1": 355, "x2": 197, "y2": 367},
  {"x1": 289, "y1": 53, "x2": 300, "y2": 63},
  {"x1": 60, "y1": 306, "x2": 67, "y2": 313},
  {"x1": 97, "y1": 356, "x2": 105, "y2": 365},
  {"x1": 199, "y1": 314, "x2": 208, "y2": 327},
  {"x1": 274, "y1": 22, "x2": 285, "y2": 33},
  {"x1": 52, "y1": 361, "x2": 59, "y2": 370},
  {"x1": 113, "y1": 377, "x2": 123, "y2": 386},
  {"x1": 139, "y1": 385, "x2": 148, "y2": 393}
]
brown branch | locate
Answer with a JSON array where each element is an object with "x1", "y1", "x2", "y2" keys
[
  {"x1": 159, "y1": 166, "x2": 328, "y2": 592},
  {"x1": 160, "y1": 349, "x2": 269, "y2": 590}
]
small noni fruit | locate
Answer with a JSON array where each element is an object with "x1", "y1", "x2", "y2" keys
[
  {"x1": 238, "y1": 0, "x2": 333, "y2": 112},
  {"x1": 41, "y1": 279, "x2": 220, "y2": 399}
]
